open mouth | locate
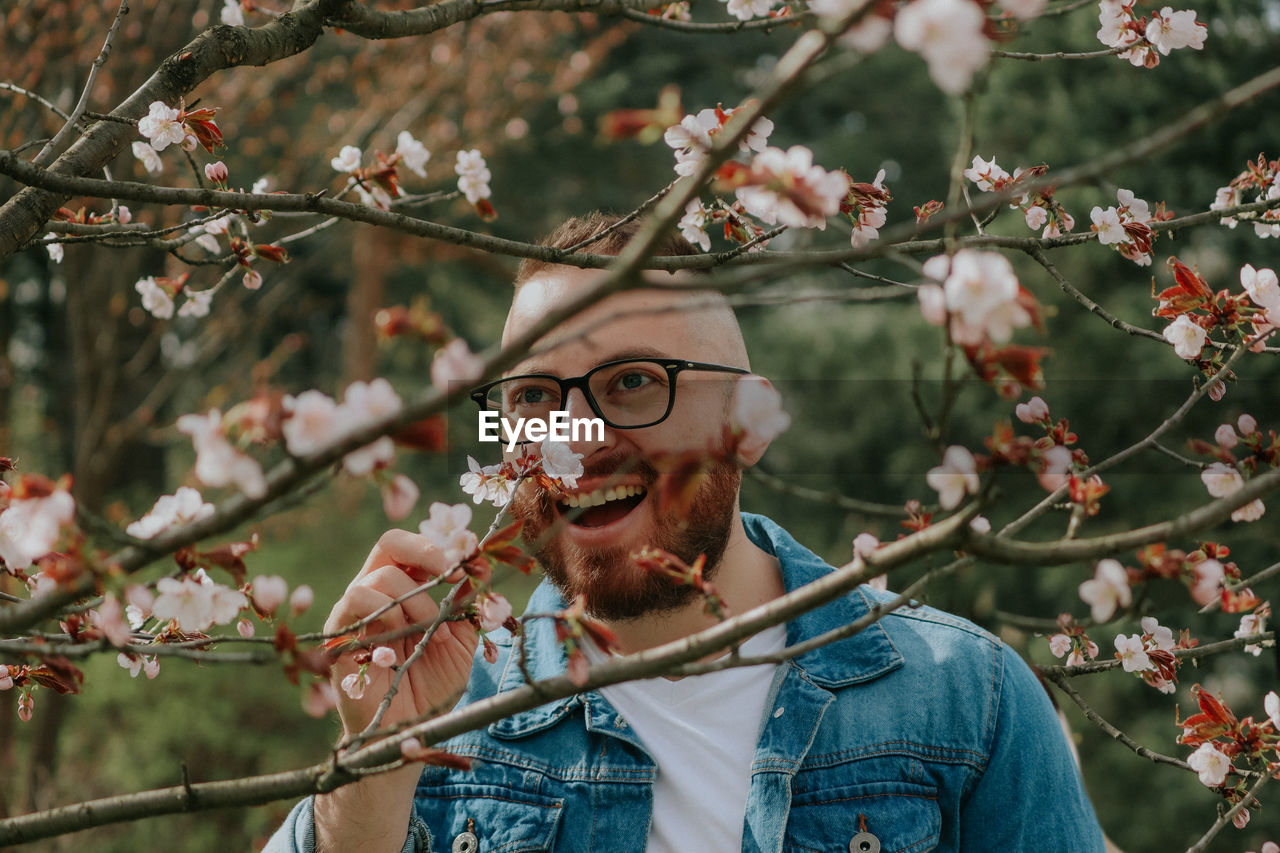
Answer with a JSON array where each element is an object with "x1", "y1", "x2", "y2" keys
[{"x1": 557, "y1": 485, "x2": 647, "y2": 529}]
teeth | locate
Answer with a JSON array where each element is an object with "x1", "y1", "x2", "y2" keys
[{"x1": 559, "y1": 485, "x2": 645, "y2": 510}]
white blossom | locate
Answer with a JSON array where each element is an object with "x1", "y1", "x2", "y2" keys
[
  {"x1": 1078, "y1": 559, "x2": 1130, "y2": 622},
  {"x1": 126, "y1": 486, "x2": 215, "y2": 539},
  {"x1": 1162, "y1": 315, "x2": 1207, "y2": 360},
  {"x1": 540, "y1": 440, "x2": 585, "y2": 490},
  {"x1": 925, "y1": 445, "x2": 980, "y2": 510},
  {"x1": 1186, "y1": 742, "x2": 1231, "y2": 788},
  {"x1": 894, "y1": 0, "x2": 992, "y2": 95},
  {"x1": 330, "y1": 145, "x2": 363, "y2": 173},
  {"x1": 419, "y1": 502, "x2": 479, "y2": 568},
  {"x1": 135, "y1": 276, "x2": 174, "y2": 320},
  {"x1": 137, "y1": 102, "x2": 186, "y2": 151},
  {"x1": 396, "y1": 131, "x2": 431, "y2": 178}
]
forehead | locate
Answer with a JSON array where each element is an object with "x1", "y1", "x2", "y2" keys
[{"x1": 503, "y1": 267, "x2": 745, "y2": 374}]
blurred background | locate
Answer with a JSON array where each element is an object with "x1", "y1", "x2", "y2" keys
[{"x1": 2, "y1": 0, "x2": 1279, "y2": 848}]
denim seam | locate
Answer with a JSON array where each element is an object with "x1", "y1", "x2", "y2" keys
[{"x1": 441, "y1": 743, "x2": 655, "y2": 781}]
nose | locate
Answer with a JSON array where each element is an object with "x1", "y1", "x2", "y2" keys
[{"x1": 562, "y1": 387, "x2": 613, "y2": 458}]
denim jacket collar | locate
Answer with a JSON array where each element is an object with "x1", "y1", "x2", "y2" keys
[{"x1": 489, "y1": 513, "x2": 904, "y2": 739}]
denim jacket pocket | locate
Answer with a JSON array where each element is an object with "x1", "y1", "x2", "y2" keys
[
  {"x1": 783, "y1": 780, "x2": 941, "y2": 853},
  {"x1": 413, "y1": 781, "x2": 565, "y2": 853}
]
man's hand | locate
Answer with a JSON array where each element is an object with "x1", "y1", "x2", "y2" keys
[{"x1": 314, "y1": 530, "x2": 481, "y2": 853}]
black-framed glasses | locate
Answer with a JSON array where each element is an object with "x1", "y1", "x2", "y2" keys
[{"x1": 470, "y1": 358, "x2": 750, "y2": 429}]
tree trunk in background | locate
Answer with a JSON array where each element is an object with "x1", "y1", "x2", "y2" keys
[{"x1": 344, "y1": 229, "x2": 393, "y2": 384}]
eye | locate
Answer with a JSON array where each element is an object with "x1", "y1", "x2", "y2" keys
[
  {"x1": 507, "y1": 381, "x2": 559, "y2": 407},
  {"x1": 615, "y1": 370, "x2": 656, "y2": 392}
]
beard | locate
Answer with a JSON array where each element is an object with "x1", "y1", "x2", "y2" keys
[{"x1": 509, "y1": 452, "x2": 740, "y2": 622}]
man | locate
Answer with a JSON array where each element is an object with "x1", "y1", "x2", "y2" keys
[{"x1": 268, "y1": 213, "x2": 1106, "y2": 853}]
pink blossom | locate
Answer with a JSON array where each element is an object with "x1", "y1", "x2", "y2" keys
[
  {"x1": 18, "y1": 692, "x2": 34, "y2": 721},
  {"x1": 1145, "y1": 7, "x2": 1206, "y2": 54},
  {"x1": 237, "y1": 618, "x2": 255, "y2": 638},
  {"x1": 969, "y1": 515, "x2": 991, "y2": 534},
  {"x1": 1115, "y1": 188, "x2": 1150, "y2": 222},
  {"x1": 89, "y1": 595, "x2": 134, "y2": 648},
  {"x1": 138, "y1": 102, "x2": 186, "y2": 151},
  {"x1": 132, "y1": 140, "x2": 163, "y2": 175},
  {"x1": 282, "y1": 390, "x2": 344, "y2": 457},
  {"x1": 1238, "y1": 413, "x2": 1258, "y2": 435},
  {"x1": 0, "y1": 666, "x2": 13, "y2": 691},
  {"x1": 243, "y1": 269, "x2": 263, "y2": 290},
  {"x1": 478, "y1": 593, "x2": 513, "y2": 632},
  {"x1": 118, "y1": 652, "x2": 144, "y2": 678},
  {"x1": 735, "y1": 145, "x2": 849, "y2": 230},
  {"x1": 381, "y1": 474, "x2": 420, "y2": 520},
  {"x1": 1162, "y1": 315, "x2": 1207, "y2": 360},
  {"x1": 731, "y1": 376, "x2": 791, "y2": 463},
  {"x1": 1015, "y1": 396, "x2": 1049, "y2": 424},
  {"x1": 303, "y1": 681, "x2": 338, "y2": 718},
  {"x1": 459, "y1": 455, "x2": 516, "y2": 507},
  {"x1": 1214, "y1": 424, "x2": 1238, "y2": 448},
  {"x1": 540, "y1": 440, "x2": 584, "y2": 490},
  {"x1": 926, "y1": 445, "x2": 980, "y2": 510},
  {"x1": 176, "y1": 408, "x2": 269, "y2": 499},
  {"x1": 396, "y1": 131, "x2": 431, "y2": 178},
  {"x1": 204, "y1": 161, "x2": 229, "y2": 184},
  {"x1": 1189, "y1": 558, "x2": 1224, "y2": 606},
  {"x1": 1000, "y1": 0, "x2": 1047, "y2": 19},
  {"x1": 1090, "y1": 206, "x2": 1125, "y2": 245},
  {"x1": 152, "y1": 574, "x2": 247, "y2": 632},
  {"x1": 917, "y1": 284, "x2": 948, "y2": 326},
  {"x1": 125, "y1": 585, "x2": 154, "y2": 628},
  {"x1": 664, "y1": 110, "x2": 718, "y2": 176},
  {"x1": 1265, "y1": 691, "x2": 1279, "y2": 729},
  {"x1": 1201, "y1": 462, "x2": 1243, "y2": 498},
  {"x1": 290, "y1": 584, "x2": 314, "y2": 615},
  {"x1": 1066, "y1": 640, "x2": 1099, "y2": 667},
  {"x1": 455, "y1": 149, "x2": 492, "y2": 204},
  {"x1": 1042, "y1": 211, "x2": 1074, "y2": 238},
  {"x1": 1186, "y1": 742, "x2": 1231, "y2": 787},
  {"x1": 371, "y1": 646, "x2": 397, "y2": 668},
  {"x1": 1024, "y1": 205, "x2": 1048, "y2": 231},
  {"x1": 679, "y1": 202, "x2": 711, "y2": 252},
  {"x1": 963, "y1": 155, "x2": 1010, "y2": 192},
  {"x1": 116, "y1": 206, "x2": 132, "y2": 224},
  {"x1": 807, "y1": 0, "x2": 893, "y2": 51},
  {"x1": 127, "y1": 486, "x2": 215, "y2": 539},
  {"x1": 0, "y1": 484, "x2": 75, "y2": 569},
  {"x1": 1235, "y1": 612, "x2": 1267, "y2": 656},
  {"x1": 330, "y1": 145, "x2": 362, "y2": 173},
  {"x1": 419, "y1": 502, "x2": 479, "y2": 568},
  {"x1": 1114, "y1": 633, "x2": 1151, "y2": 672},
  {"x1": 135, "y1": 276, "x2": 174, "y2": 319},
  {"x1": 1139, "y1": 616, "x2": 1175, "y2": 651},
  {"x1": 1078, "y1": 559, "x2": 1131, "y2": 622},
  {"x1": 1048, "y1": 634, "x2": 1072, "y2": 658},
  {"x1": 144, "y1": 657, "x2": 160, "y2": 679},
  {"x1": 340, "y1": 671, "x2": 369, "y2": 701},
  {"x1": 725, "y1": 0, "x2": 778, "y2": 21},
  {"x1": 431, "y1": 338, "x2": 485, "y2": 393},
  {"x1": 852, "y1": 532, "x2": 880, "y2": 560},
  {"x1": 1232, "y1": 498, "x2": 1266, "y2": 523},
  {"x1": 341, "y1": 379, "x2": 403, "y2": 475},
  {"x1": 894, "y1": 0, "x2": 991, "y2": 95},
  {"x1": 923, "y1": 250, "x2": 1030, "y2": 345},
  {"x1": 252, "y1": 575, "x2": 289, "y2": 615}
]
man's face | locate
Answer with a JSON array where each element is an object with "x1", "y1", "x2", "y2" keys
[{"x1": 501, "y1": 267, "x2": 750, "y2": 621}]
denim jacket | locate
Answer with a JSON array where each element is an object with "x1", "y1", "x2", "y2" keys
[{"x1": 268, "y1": 513, "x2": 1106, "y2": 853}]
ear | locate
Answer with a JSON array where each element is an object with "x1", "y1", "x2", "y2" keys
[{"x1": 730, "y1": 375, "x2": 788, "y2": 469}]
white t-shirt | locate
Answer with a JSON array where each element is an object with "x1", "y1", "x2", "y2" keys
[{"x1": 583, "y1": 625, "x2": 787, "y2": 853}]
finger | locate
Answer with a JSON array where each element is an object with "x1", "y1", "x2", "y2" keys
[
  {"x1": 359, "y1": 564, "x2": 442, "y2": 628},
  {"x1": 325, "y1": 584, "x2": 409, "y2": 637},
  {"x1": 355, "y1": 529, "x2": 448, "y2": 584}
]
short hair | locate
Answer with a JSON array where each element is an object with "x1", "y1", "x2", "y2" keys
[{"x1": 514, "y1": 211, "x2": 702, "y2": 290}]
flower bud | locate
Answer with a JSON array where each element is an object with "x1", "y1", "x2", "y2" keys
[
  {"x1": 1214, "y1": 424, "x2": 1237, "y2": 448},
  {"x1": 290, "y1": 584, "x2": 314, "y2": 615},
  {"x1": 204, "y1": 161, "x2": 229, "y2": 184},
  {"x1": 371, "y1": 646, "x2": 397, "y2": 668},
  {"x1": 237, "y1": 618, "x2": 255, "y2": 638},
  {"x1": 1238, "y1": 413, "x2": 1257, "y2": 435}
]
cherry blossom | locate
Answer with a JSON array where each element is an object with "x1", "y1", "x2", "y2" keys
[
  {"x1": 132, "y1": 140, "x2": 163, "y2": 175},
  {"x1": 1238, "y1": 413, "x2": 1258, "y2": 435},
  {"x1": 731, "y1": 375, "x2": 791, "y2": 463},
  {"x1": 431, "y1": 338, "x2": 485, "y2": 393},
  {"x1": 282, "y1": 390, "x2": 344, "y2": 457},
  {"x1": 1240, "y1": 264, "x2": 1280, "y2": 313},
  {"x1": 1234, "y1": 610, "x2": 1268, "y2": 656},
  {"x1": 1000, "y1": 0, "x2": 1048, "y2": 19},
  {"x1": 1201, "y1": 462, "x2": 1243, "y2": 498},
  {"x1": 178, "y1": 288, "x2": 214, "y2": 319},
  {"x1": 852, "y1": 532, "x2": 880, "y2": 560},
  {"x1": 1162, "y1": 314, "x2": 1207, "y2": 360},
  {"x1": 925, "y1": 445, "x2": 980, "y2": 510},
  {"x1": 807, "y1": 0, "x2": 894, "y2": 51},
  {"x1": 330, "y1": 145, "x2": 363, "y2": 173},
  {"x1": 893, "y1": 0, "x2": 991, "y2": 95},
  {"x1": 540, "y1": 440, "x2": 585, "y2": 490},
  {"x1": 152, "y1": 574, "x2": 247, "y2": 632},
  {"x1": 0, "y1": 483, "x2": 75, "y2": 570},
  {"x1": 252, "y1": 575, "x2": 289, "y2": 615},
  {"x1": 17, "y1": 692, "x2": 34, "y2": 721},
  {"x1": 237, "y1": 618, "x2": 255, "y2": 637},
  {"x1": 340, "y1": 379, "x2": 404, "y2": 475},
  {"x1": 664, "y1": 111, "x2": 718, "y2": 177},
  {"x1": 920, "y1": 250, "x2": 1031, "y2": 345},
  {"x1": 1037, "y1": 445, "x2": 1074, "y2": 492},
  {"x1": 963, "y1": 155, "x2": 1010, "y2": 192},
  {"x1": 1265, "y1": 691, "x2": 1279, "y2": 729},
  {"x1": 477, "y1": 592, "x2": 513, "y2": 632},
  {"x1": 1078, "y1": 559, "x2": 1131, "y2": 622},
  {"x1": 1139, "y1": 616, "x2": 1174, "y2": 651},
  {"x1": 125, "y1": 486, "x2": 215, "y2": 539},
  {"x1": 44, "y1": 233, "x2": 63, "y2": 264},
  {"x1": 846, "y1": 168, "x2": 890, "y2": 248},
  {"x1": 303, "y1": 681, "x2": 338, "y2": 718},
  {"x1": 125, "y1": 585, "x2": 154, "y2": 629},
  {"x1": 455, "y1": 149, "x2": 492, "y2": 204},
  {"x1": 1214, "y1": 423, "x2": 1238, "y2": 448},
  {"x1": 138, "y1": 102, "x2": 187, "y2": 151},
  {"x1": 1186, "y1": 742, "x2": 1231, "y2": 787},
  {"x1": 176, "y1": 408, "x2": 269, "y2": 499},
  {"x1": 204, "y1": 161, "x2": 229, "y2": 184},
  {"x1": 1188, "y1": 558, "x2": 1224, "y2": 607},
  {"x1": 1145, "y1": 7, "x2": 1207, "y2": 55},
  {"x1": 734, "y1": 146, "x2": 849, "y2": 229},
  {"x1": 1015, "y1": 396, "x2": 1049, "y2": 424},
  {"x1": 724, "y1": 0, "x2": 778, "y2": 21},
  {"x1": 340, "y1": 671, "x2": 369, "y2": 701},
  {"x1": 289, "y1": 584, "x2": 314, "y2": 615},
  {"x1": 1114, "y1": 633, "x2": 1151, "y2": 672},
  {"x1": 1049, "y1": 634, "x2": 1073, "y2": 658},
  {"x1": 459, "y1": 456, "x2": 517, "y2": 506},
  {"x1": 1090, "y1": 206, "x2": 1125, "y2": 245},
  {"x1": 88, "y1": 594, "x2": 133, "y2": 647},
  {"x1": 135, "y1": 276, "x2": 175, "y2": 319},
  {"x1": 396, "y1": 131, "x2": 430, "y2": 178},
  {"x1": 220, "y1": 0, "x2": 245, "y2": 26},
  {"x1": 381, "y1": 474, "x2": 420, "y2": 521},
  {"x1": 679, "y1": 201, "x2": 711, "y2": 251},
  {"x1": 1024, "y1": 206, "x2": 1048, "y2": 231},
  {"x1": 0, "y1": 666, "x2": 13, "y2": 691},
  {"x1": 371, "y1": 646, "x2": 397, "y2": 668},
  {"x1": 419, "y1": 502, "x2": 480, "y2": 568}
]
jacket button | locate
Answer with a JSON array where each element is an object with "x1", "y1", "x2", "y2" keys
[
  {"x1": 451, "y1": 830, "x2": 479, "y2": 853},
  {"x1": 849, "y1": 831, "x2": 881, "y2": 853}
]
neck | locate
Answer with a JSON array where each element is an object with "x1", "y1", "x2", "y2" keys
[{"x1": 601, "y1": 515, "x2": 785, "y2": 656}]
